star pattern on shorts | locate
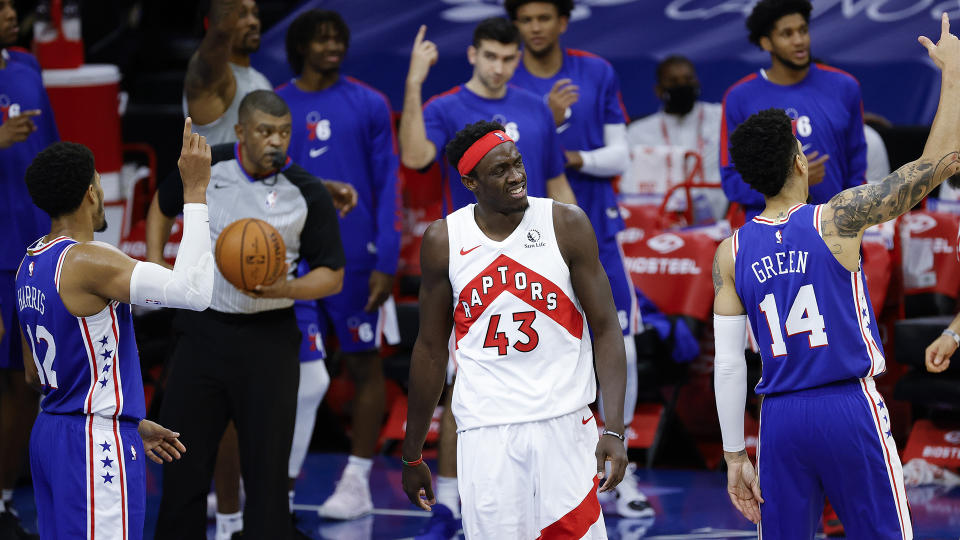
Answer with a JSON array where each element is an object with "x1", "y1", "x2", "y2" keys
[
  {"x1": 100, "y1": 441, "x2": 111, "y2": 452},
  {"x1": 878, "y1": 400, "x2": 885, "y2": 410},
  {"x1": 100, "y1": 349, "x2": 113, "y2": 360},
  {"x1": 886, "y1": 429, "x2": 893, "y2": 438},
  {"x1": 101, "y1": 457, "x2": 113, "y2": 468},
  {"x1": 102, "y1": 364, "x2": 111, "y2": 373},
  {"x1": 99, "y1": 336, "x2": 109, "y2": 347},
  {"x1": 100, "y1": 377, "x2": 109, "y2": 388},
  {"x1": 102, "y1": 472, "x2": 114, "y2": 484}
]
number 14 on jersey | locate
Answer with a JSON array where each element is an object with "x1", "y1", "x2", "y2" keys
[{"x1": 758, "y1": 284, "x2": 828, "y2": 357}]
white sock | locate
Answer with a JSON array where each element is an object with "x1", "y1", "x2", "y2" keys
[
  {"x1": 215, "y1": 511, "x2": 243, "y2": 540},
  {"x1": 436, "y1": 476, "x2": 460, "y2": 518},
  {"x1": 288, "y1": 489, "x2": 295, "y2": 514},
  {"x1": 344, "y1": 455, "x2": 373, "y2": 480}
]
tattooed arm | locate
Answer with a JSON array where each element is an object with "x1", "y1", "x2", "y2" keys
[{"x1": 821, "y1": 13, "x2": 960, "y2": 271}]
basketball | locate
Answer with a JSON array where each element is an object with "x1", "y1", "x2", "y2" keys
[{"x1": 214, "y1": 218, "x2": 287, "y2": 291}]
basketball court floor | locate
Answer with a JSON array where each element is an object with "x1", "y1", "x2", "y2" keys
[{"x1": 8, "y1": 452, "x2": 960, "y2": 538}]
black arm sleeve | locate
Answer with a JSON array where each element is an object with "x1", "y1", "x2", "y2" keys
[
  {"x1": 157, "y1": 143, "x2": 235, "y2": 217},
  {"x1": 285, "y1": 163, "x2": 346, "y2": 271}
]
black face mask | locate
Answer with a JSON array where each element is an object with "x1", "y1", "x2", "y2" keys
[{"x1": 661, "y1": 84, "x2": 700, "y2": 115}]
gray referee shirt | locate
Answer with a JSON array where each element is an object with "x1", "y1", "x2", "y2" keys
[{"x1": 158, "y1": 143, "x2": 345, "y2": 314}]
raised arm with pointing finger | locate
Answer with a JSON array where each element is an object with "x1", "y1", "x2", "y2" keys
[{"x1": 399, "y1": 25, "x2": 440, "y2": 170}]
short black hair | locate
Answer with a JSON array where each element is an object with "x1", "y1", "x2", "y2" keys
[
  {"x1": 285, "y1": 9, "x2": 350, "y2": 76},
  {"x1": 25, "y1": 142, "x2": 97, "y2": 219},
  {"x1": 728, "y1": 109, "x2": 799, "y2": 198},
  {"x1": 656, "y1": 55, "x2": 695, "y2": 84},
  {"x1": 238, "y1": 90, "x2": 290, "y2": 124},
  {"x1": 473, "y1": 17, "x2": 519, "y2": 48},
  {"x1": 504, "y1": 0, "x2": 573, "y2": 20},
  {"x1": 746, "y1": 0, "x2": 812, "y2": 46},
  {"x1": 446, "y1": 120, "x2": 507, "y2": 177}
]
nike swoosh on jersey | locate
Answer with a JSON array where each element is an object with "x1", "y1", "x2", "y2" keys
[
  {"x1": 309, "y1": 146, "x2": 329, "y2": 158},
  {"x1": 459, "y1": 245, "x2": 481, "y2": 255},
  {"x1": 213, "y1": 183, "x2": 230, "y2": 189},
  {"x1": 581, "y1": 414, "x2": 594, "y2": 425}
]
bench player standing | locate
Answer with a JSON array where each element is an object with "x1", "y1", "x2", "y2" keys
[
  {"x1": 712, "y1": 15, "x2": 960, "y2": 537},
  {"x1": 401, "y1": 120, "x2": 627, "y2": 538},
  {"x1": 16, "y1": 119, "x2": 213, "y2": 539},
  {"x1": 0, "y1": 0, "x2": 60, "y2": 534},
  {"x1": 507, "y1": 0, "x2": 650, "y2": 518},
  {"x1": 275, "y1": 9, "x2": 402, "y2": 520}
]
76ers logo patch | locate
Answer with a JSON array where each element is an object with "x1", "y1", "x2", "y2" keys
[
  {"x1": 0, "y1": 94, "x2": 17, "y2": 122},
  {"x1": 306, "y1": 111, "x2": 331, "y2": 141}
]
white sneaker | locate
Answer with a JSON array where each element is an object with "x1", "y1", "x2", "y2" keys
[
  {"x1": 317, "y1": 472, "x2": 374, "y2": 520},
  {"x1": 615, "y1": 463, "x2": 655, "y2": 519}
]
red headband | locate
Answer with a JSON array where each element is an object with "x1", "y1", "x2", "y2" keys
[{"x1": 457, "y1": 130, "x2": 514, "y2": 176}]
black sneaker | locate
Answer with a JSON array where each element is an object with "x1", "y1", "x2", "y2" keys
[{"x1": 0, "y1": 511, "x2": 39, "y2": 540}]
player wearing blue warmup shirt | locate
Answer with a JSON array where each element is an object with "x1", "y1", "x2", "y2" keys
[
  {"x1": 507, "y1": 0, "x2": 650, "y2": 519},
  {"x1": 713, "y1": 15, "x2": 960, "y2": 538},
  {"x1": 17, "y1": 120, "x2": 213, "y2": 540},
  {"x1": 400, "y1": 17, "x2": 576, "y2": 213},
  {"x1": 275, "y1": 9, "x2": 401, "y2": 521},
  {"x1": 398, "y1": 16, "x2": 576, "y2": 524},
  {"x1": 0, "y1": 1, "x2": 60, "y2": 535},
  {"x1": 719, "y1": 0, "x2": 867, "y2": 221}
]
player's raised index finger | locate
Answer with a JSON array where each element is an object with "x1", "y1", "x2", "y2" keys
[
  {"x1": 183, "y1": 117, "x2": 193, "y2": 148},
  {"x1": 942, "y1": 12, "x2": 950, "y2": 40},
  {"x1": 414, "y1": 24, "x2": 426, "y2": 46}
]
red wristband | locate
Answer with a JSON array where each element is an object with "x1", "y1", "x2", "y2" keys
[{"x1": 402, "y1": 455, "x2": 423, "y2": 467}]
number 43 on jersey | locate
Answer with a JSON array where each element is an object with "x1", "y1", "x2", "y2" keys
[{"x1": 483, "y1": 311, "x2": 539, "y2": 355}]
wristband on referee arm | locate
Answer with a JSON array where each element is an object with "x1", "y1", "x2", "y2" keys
[
  {"x1": 943, "y1": 328, "x2": 960, "y2": 347},
  {"x1": 602, "y1": 429, "x2": 625, "y2": 442},
  {"x1": 401, "y1": 455, "x2": 423, "y2": 467}
]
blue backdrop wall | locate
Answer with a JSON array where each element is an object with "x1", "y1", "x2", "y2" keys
[{"x1": 251, "y1": 0, "x2": 954, "y2": 125}]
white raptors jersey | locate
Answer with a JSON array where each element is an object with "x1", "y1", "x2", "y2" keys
[{"x1": 447, "y1": 197, "x2": 596, "y2": 431}]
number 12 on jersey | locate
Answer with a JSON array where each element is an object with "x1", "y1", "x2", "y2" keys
[
  {"x1": 758, "y1": 284, "x2": 828, "y2": 357},
  {"x1": 24, "y1": 323, "x2": 58, "y2": 388}
]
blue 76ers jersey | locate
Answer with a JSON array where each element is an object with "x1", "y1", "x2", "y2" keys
[
  {"x1": 16, "y1": 237, "x2": 145, "y2": 421},
  {"x1": 423, "y1": 84, "x2": 565, "y2": 214},
  {"x1": 511, "y1": 49, "x2": 628, "y2": 242},
  {"x1": 733, "y1": 204, "x2": 884, "y2": 394}
]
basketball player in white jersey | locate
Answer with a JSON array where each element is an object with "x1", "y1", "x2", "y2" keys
[{"x1": 401, "y1": 120, "x2": 627, "y2": 538}]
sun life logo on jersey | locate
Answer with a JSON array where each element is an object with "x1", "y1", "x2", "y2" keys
[
  {"x1": 525, "y1": 229, "x2": 544, "y2": 248},
  {"x1": 265, "y1": 190, "x2": 278, "y2": 208}
]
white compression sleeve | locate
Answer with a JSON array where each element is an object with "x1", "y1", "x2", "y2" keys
[
  {"x1": 578, "y1": 123, "x2": 629, "y2": 177},
  {"x1": 714, "y1": 314, "x2": 748, "y2": 452},
  {"x1": 130, "y1": 203, "x2": 213, "y2": 311}
]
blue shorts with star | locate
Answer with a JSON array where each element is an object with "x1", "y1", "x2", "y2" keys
[
  {"x1": 757, "y1": 377, "x2": 912, "y2": 539},
  {"x1": 30, "y1": 412, "x2": 146, "y2": 540}
]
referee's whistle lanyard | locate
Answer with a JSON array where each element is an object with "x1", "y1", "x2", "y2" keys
[{"x1": 660, "y1": 104, "x2": 705, "y2": 184}]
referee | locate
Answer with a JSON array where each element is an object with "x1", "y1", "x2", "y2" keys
[{"x1": 151, "y1": 90, "x2": 345, "y2": 539}]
